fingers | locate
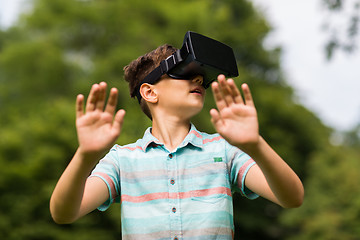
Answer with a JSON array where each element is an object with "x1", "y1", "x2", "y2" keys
[
  {"x1": 211, "y1": 81, "x2": 227, "y2": 111},
  {"x1": 241, "y1": 83, "x2": 255, "y2": 107},
  {"x1": 212, "y1": 75, "x2": 244, "y2": 111},
  {"x1": 76, "y1": 94, "x2": 85, "y2": 119},
  {"x1": 105, "y1": 88, "x2": 119, "y2": 115},
  {"x1": 210, "y1": 108, "x2": 221, "y2": 125},
  {"x1": 85, "y1": 83, "x2": 99, "y2": 112},
  {"x1": 78, "y1": 82, "x2": 122, "y2": 117},
  {"x1": 85, "y1": 82, "x2": 108, "y2": 113},
  {"x1": 218, "y1": 75, "x2": 237, "y2": 106},
  {"x1": 227, "y1": 78, "x2": 243, "y2": 104},
  {"x1": 96, "y1": 82, "x2": 107, "y2": 111},
  {"x1": 112, "y1": 109, "x2": 126, "y2": 133}
]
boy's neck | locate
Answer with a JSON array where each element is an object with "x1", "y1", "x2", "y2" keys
[{"x1": 151, "y1": 115, "x2": 191, "y2": 152}]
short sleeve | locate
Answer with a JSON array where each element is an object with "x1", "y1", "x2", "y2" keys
[
  {"x1": 89, "y1": 145, "x2": 121, "y2": 211},
  {"x1": 226, "y1": 142, "x2": 259, "y2": 200}
]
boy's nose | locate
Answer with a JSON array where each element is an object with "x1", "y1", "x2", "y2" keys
[{"x1": 192, "y1": 76, "x2": 203, "y2": 85}]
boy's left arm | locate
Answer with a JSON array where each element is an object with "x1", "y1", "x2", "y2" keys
[{"x1": 210, "y1": 75, "x2": 304, "y2": 208}]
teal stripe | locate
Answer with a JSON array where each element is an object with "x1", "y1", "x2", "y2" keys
[
  {"x1": 122, "y1": 215, "x2": 170, "y2": 235},
  {"x1": 182, "y1": 211, "x2": 234, "y2": 230}
]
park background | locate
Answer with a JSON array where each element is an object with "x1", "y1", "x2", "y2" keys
[{"x1": 0, "y1": 0, "x2": 360, "y2": 239}]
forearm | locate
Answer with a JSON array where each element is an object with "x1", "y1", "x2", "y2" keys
[
  {"x1": 242, "y1": 137, "x2": 304, "y2": 208},
  {"x1": 50, "y1": 149, "x2": 99, "y2": 223}
]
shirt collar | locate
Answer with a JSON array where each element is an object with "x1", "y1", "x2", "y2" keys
[
  {"x1": 179, "y1": 123, "x2": 203, "y2": 149},
  {"x1": 140, "y1": 123, "x2": 204, "y2": 152},
  {"x1": 140, "y1": 127, "x2": 163, "y2": 151}
]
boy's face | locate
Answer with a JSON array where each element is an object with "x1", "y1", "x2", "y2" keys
[{"x1": 153, "y1": 75, "x2": 206, "y2": 118}]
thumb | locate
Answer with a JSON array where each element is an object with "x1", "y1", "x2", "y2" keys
[
  {"x1": 112, "y1": 109, "x2": 126, "y2": 135},
  {"x1": 210, "y1": 108, "x2": 222, "y2": 127}
]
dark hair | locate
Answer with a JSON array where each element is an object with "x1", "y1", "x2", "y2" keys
[{"x1": 123, "y1": 44, "x2": 177, "y2": 120}]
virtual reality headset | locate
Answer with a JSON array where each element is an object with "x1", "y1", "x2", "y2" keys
[{"x1": 135, "y1": 31, "x2": 239, "y2": 103}]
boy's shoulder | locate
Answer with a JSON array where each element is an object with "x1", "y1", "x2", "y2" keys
[
  {"x1": 192, "y1": 128, "x2": 224, "y2": 145},
  {"x1": 111, "y1": 141, "x2": 143, "y2": 152},
  {"x1": 109, "y1": 127, "x2": 153, "y2": 153}
]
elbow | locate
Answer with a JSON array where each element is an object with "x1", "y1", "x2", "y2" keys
[
  {"x1": 294, "y1": 192, "x2": 305, "y2": 208},
  {"x1": 282, "y1": 197, "x2": 303, "y2": 209},
  {"x1": 50, "y1": 202, "x2": 77, "y2": 224},
  {"x1": 51, "y1": 214, "x2": 76, "y2": 225},
  {"x1": 282, "y1": 188, "x2": 304, "y2": 209}
]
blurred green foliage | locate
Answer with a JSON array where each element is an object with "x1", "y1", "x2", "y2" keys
[
  {"x1": 0, "y1": 0, "x2": 359, "y2": 239},
  {"x1": 281, "y1": 145, "x2": 360, "y2": 240},
  {"x1": 321, "y1": 0, "x2": 360, "y2": 59}
]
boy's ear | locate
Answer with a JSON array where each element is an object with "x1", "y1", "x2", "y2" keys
[{"x1": 140, "y1": 83, "x2": 158, "y2": 103}]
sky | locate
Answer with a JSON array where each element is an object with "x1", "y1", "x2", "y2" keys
[
  {"x1": 252, "y1": 0, "x2": 360, "y2": 132},
  {"x1": 1, "y1": 0, "x2": 360, "y2": 132}
]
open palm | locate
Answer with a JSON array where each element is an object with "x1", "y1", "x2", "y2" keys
[
  {"x1": 76, "y1": 82, "x2": 125, "y2": 157},
  {"x1": 210, "y1": 75, "x2": 259, "y2": 150}
]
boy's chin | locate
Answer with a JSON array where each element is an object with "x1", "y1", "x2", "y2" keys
[{"x1": 182, "y1": 104, "x2": 204, "y2": 117}]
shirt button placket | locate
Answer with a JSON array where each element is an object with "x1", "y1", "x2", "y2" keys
[{"x1": 167, "y1": 152, "x2": 181, "y2": 239}]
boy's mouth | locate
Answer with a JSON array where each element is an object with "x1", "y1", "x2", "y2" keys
[{"x1": 190, "y1": 87, "x2": 204, "y2": 96}]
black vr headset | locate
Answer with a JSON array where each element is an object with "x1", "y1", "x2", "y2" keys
[{"x1": 135, "y1": 31, "x2": 239, "y2": 103}]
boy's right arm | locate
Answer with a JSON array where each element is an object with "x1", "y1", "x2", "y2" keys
[{"x1": 50, "y1": 82, "x2": 125, "y2": 224}]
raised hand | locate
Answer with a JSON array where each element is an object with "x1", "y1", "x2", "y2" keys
[
  {"x1": 210, "y1": 75, "x2": 259, "y2": 151},
  {"x1": 76, "y1": 82, "x2": 125, "y2": 158}
]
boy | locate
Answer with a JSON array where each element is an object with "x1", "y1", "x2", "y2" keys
[{"x1": 50, "y1": 43, "x2": 304, "y2": 240}]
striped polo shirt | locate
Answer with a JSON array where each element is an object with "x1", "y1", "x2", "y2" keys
[{"x1": 90, "y1": 123, "x2": 258, "y2": 240}]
